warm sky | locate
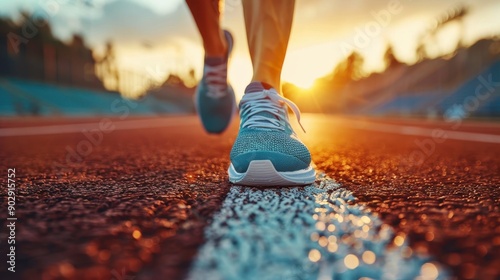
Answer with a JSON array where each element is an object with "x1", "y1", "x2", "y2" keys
[{"x1": 2, "y1": 0, "x2": 500, "y2": 97}]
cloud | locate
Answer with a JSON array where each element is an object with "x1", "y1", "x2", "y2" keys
[
  {"x1": 4, "y1": 0, "x2": 497, "y2": 51},
  {"x1": 78, "y1": 0, "x2": 198, "y2": 47},
  {"x1": 0, "y1": 0, "x2": 199, "y2": 48},
  {"x1": 127, "y1": 0, "x2": 183, "y2": 14}
]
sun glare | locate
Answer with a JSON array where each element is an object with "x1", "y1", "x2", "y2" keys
[
  {"x1": 286, "y1": 75, "x2": 316, "y2": 89},
  {"x1": 282, "y1": 42, "x2": 343, "y2": 90},
  {"x1": 227, "y1": 56, "x2": 253, "y2": 101}
]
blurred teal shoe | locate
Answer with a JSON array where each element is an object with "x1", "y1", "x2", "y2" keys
[
  {"x1": 195, "y1": 30, "x2": 236, "y2": 134},
  {"x1": 228, "y1": 82, "x2": 316, "y2": 186}
]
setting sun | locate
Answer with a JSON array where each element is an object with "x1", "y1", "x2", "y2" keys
[
  {"x1": 227, "y1": 46, "x2": 334, "y2": 100},
  {"x1": 284, "y1": 72, "x2": 316, "y2": 89},
  {"x1": 282, "y1": 42, "x2": 344, "y2": 90},
  {"x1": 226, "y1": 42, "x2": 345, "y2": 97}
]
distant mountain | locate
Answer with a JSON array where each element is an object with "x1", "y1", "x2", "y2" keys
[{"x1": 284, "y1": 38, "x2": 500, "y2": 118}]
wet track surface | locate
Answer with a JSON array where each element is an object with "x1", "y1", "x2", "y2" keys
[{"x1": 0, "y1": 115, "x2": 499, "y2": 280}]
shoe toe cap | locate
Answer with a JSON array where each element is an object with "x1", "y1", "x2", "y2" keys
[
  {"x1": 231, "y1": 151, "x2": 310, "y2": 173},
  {"x1": 230, "y1": 130, "x2": 311, "y2": 172}
]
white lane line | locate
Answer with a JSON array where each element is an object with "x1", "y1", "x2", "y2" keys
[
  {"x1": 0, "y1": 117, "x2": 197, "y2": 137},
  {"x1": 188, "y1": 174, "x2": 449, "y2": 280},
  {"x1": 344, "y1": 119, "x2": 500, "y2": 144}
]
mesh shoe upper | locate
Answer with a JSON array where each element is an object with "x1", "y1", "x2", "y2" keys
[
  {"x1": 195, "y1": 30, "x2": 235, "y2": 134},
  {"x1": 230, "y1": 84, "x2": 311, "y2": 173}
]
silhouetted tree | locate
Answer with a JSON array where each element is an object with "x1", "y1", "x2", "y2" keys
[
  {"x1": 0, "y1": 14, "x2": 104, "y2": 89},
  {"x1": 96, "y1": 41, "x2": 120, "y2": 90},
  {"x1": 383, "y1": 44, "x2": 401, "y2": 70},
  {"x1": 333, "y1": 51, "x2": 365, "y2": 81},
  {"x1": 415, "y1": 6, "x2": 468, "y2": 61}
]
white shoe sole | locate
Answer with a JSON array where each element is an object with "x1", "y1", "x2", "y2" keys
[{"x1": 228, "y1": 160, "x2": 316, "y2": 186}]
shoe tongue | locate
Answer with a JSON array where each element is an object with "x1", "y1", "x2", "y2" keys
[
  {"x1": 244, "y1": 82, "x2": 273, "y2": 94},
  {"x1": 243, "y1": 82, "x2": 284, "y2": 129}
]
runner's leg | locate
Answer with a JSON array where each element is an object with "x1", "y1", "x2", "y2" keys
[
  {"x1": 186, "y1": 0, "x2": 227, "y2": 57},
  {"x1": 242, "y1": 0, "x2": 295, "y2": 92}
]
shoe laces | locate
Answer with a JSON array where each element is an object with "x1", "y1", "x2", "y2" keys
[
  {"x1": 204, "y1": 64, "x2": 228, "y2": 99},
  {"x1": 240, "y1": 88, "x2": 305, "y2": 132}
]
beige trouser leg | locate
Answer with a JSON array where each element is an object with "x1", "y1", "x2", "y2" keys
[{"x1": 242, "y1": 0, "x2": 295, "y2": 93}]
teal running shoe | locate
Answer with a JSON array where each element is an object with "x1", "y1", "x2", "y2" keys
[
  {"x1": 228, "y1": 82, "x2": 316, "y2": 186},
  {"x1": 195, "y1": 30, "x2": 236, "y2": 134}
]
